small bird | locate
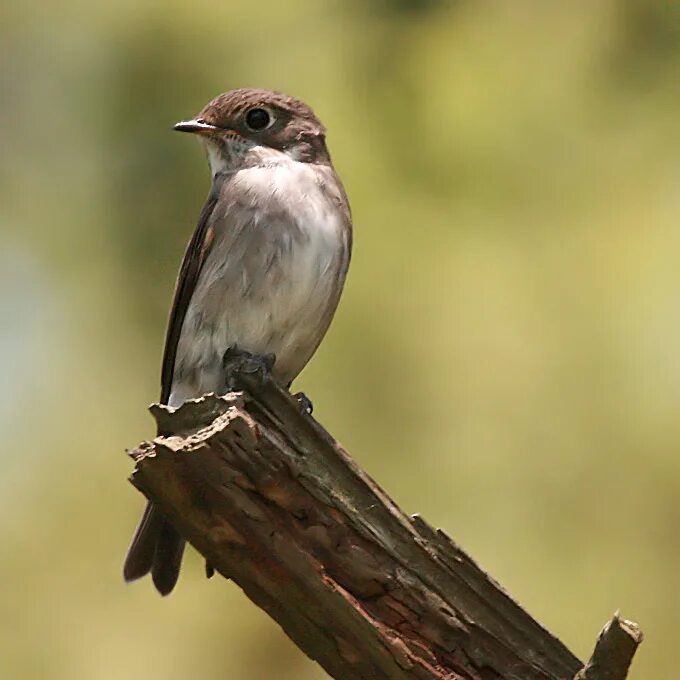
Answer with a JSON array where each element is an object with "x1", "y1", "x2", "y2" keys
[{"x1": 123, "y1": 88, "x2": 352, "y2": 595}]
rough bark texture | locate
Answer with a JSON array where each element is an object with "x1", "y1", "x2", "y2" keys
[
  {"x1": 128, "y1": 374, "x2": 642, "y2": 680},
  {"x1": 575, "y1": 615, "x2": 643, "y2": 680}
]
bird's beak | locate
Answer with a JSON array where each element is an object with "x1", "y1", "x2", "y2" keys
[{"x1": 173, "y1": 119, "x2": 219, "y2": 136}]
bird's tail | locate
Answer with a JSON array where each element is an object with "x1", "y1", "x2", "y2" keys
[{"x1": 123, "y1": 502, "x2": 186, "y2": 596}]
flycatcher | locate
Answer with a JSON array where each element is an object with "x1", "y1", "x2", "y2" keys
[{"x1": 123, "y1": 88, "x2": 352, "y2": 595}]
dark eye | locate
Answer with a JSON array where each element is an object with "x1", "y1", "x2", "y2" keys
[{"x1": 245, "y1": 107, "x2": 272, "y2": 131}]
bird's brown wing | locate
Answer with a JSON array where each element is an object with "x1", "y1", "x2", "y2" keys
[
  {"x1": 123, "y1": 192, "x2": 219, "y2": 596},
  {"x1": 159, "y1": 192, "x2": 218, "y2": 406}
]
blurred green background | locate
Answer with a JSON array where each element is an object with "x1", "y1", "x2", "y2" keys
[{"x1": 1, "y1": 0, "x2": 679, "y2": 677}]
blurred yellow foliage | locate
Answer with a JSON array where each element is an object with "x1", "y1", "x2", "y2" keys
[{"x1": 1, "y1": 0, "x2": 679, "y2": 677}]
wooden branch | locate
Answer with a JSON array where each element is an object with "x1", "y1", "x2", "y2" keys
[
  {"x1": 574, "y1": 614, "x2": 643, "y2": 680},
  {"x1": 127, "y1": 374, "x2": 642, "y2": 680}
]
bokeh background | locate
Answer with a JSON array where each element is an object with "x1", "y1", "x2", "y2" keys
[{"x1": 2, "y1": 0, "x2": 679, "y2": 677}]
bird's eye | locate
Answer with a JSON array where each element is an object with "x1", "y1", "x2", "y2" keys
[{"x1": 245, "y1": 107, "x2": 273, "y2": 132}]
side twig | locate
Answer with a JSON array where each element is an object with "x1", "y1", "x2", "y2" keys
[{"x1": 574, "y1": 614, "x2": 643, "y2": 680}]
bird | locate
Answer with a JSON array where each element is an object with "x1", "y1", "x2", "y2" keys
[{"x1": 123, "y1": 88, "x2": 352, "y2": 595}]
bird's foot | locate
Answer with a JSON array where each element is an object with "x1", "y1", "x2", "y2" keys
[
  {"x1": 292, "y1": 391, "x2": 314, "y2": 415},
  {"x1": 222, "y1": 346, "x2": 276, "y2": 391},
  {"x1": 205, "y1": 561, "x2": 215, "y2": 579}
]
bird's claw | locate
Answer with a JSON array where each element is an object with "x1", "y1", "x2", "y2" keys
[
  {"x1": 293, "y1": 391, "x2": 313, "y2": 415},
  {"x1": 222, "y1": 346, "x2": 276, "y2": 390}
]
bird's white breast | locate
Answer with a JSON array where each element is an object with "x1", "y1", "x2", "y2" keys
[{"x1": 169, "y1": 155, "x2": 349, "y2": 406}]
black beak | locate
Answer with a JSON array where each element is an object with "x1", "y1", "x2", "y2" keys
[{"x1": 173, "y1": 119, "x2": 219, "y2": 135}]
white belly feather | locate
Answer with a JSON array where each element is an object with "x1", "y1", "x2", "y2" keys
[{"x1": 169, "y1": 158, "x2": 348, "y2": 406}]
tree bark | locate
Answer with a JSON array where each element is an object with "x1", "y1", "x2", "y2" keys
[
  {"x1": 128, "y1": 373, "x2": 642, "y2": 680},
  {"x1": 575, "y1": 615, "x2": 643, "y2": 680}
]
